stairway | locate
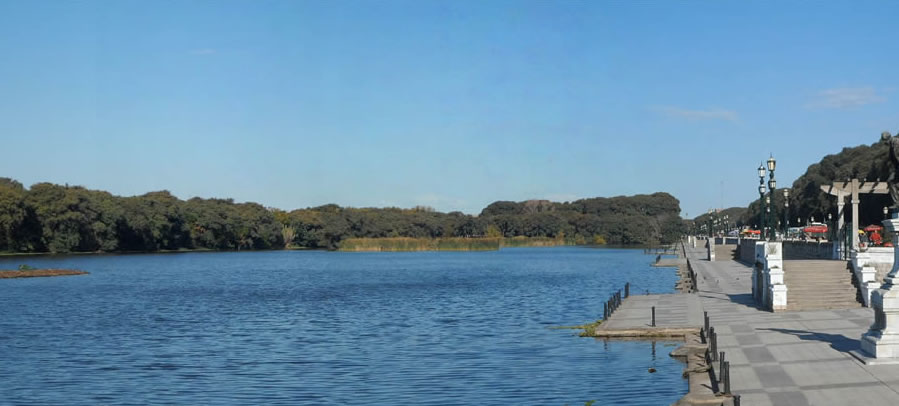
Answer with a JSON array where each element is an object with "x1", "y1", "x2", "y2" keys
[{"x1": 783, "y1": 260, "x2": 861, "y2": 311}]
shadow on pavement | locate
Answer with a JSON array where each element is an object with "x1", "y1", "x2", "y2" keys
[{"x1": 760, "y1": 327, "x2": 860, "y2": 352}]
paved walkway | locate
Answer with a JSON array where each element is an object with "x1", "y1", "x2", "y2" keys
[{"x1": 685, "y1": 245, "x2": 899, "y2": 405}]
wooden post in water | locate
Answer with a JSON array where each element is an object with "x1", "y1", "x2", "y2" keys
[
  {"x1": 709, "y1": 327, "x2": 717, "y2": 362},
  {"x1": 624, "y1": 283, "x2": 629, "y2": 298},
  {"x1": 651, "y1": 306, "x2": 656, "y2": 327}
]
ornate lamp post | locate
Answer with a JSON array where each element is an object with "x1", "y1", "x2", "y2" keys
[
  {"x1": 783, "y1": 189, "x2": 790, "y2": 238},
  {"x1": 766, "y1": 195, "x2": 772, "y2": 240},
  {"x1": 758, "y1": 163, "x2": 766, "y2": 239},
  {"x1": 767, "y1": 155, "x2": 777, "y2": 241}
]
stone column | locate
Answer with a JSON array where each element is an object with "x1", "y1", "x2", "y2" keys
[
  {"x1": 837, "y1": 191, "x2": 845, "y2": 257},
  {"x1": 764, "y1": 242, "x2": 787, "y2": 311},
  {"x1": 861, "y1": 217, "x2": 899, "y2": 359},
  {"x1": 708, "y1": 238, "x2": 715, "y2": 261},
  {"x1": 852, "y1": 179, "x2": 860, "y2": 252}
]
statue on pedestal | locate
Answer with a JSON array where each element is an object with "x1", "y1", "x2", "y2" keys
[
  {"x1": 881, "y1": 131, "x2": 899, "y2": 208},
  {"x1": 858, "y1": 131, "x2": 899, "y2": 362}
]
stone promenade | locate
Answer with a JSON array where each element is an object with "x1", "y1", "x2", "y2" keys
[
  {"x1": 600, "y1": 245, "x2": 899, "y2": 404},
  {"x1": 649, "y1": 245, "x2": 899, "y2": 405}
]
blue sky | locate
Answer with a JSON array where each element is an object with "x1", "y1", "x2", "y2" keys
[{"x1": 1, "y1": 1, "x2": 897, "y2": 217}]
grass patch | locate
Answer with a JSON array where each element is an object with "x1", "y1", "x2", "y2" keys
[
  {"x1": 551, "y1": 319, "x2": 603, "y2": 337},
  {"x1": 338, "y1": 237, "x2": 502, "y2": 252}
]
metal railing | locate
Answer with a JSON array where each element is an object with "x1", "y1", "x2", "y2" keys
[
  {"x1": 603, "y1": 282, "x2": 630, "y2": 320},
  {"x1": 701, "y1": 311, "x2": 740, "y2": 404}
]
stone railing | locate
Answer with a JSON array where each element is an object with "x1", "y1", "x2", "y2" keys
[
  {"x1": 851, "y1": 247, "x2": 894, "y2": 306},
  {"x1": 782, "y1": 240, "x2": 835, "y2": 260},
  {"x1": 713, "y1": 237, "x2": 740, "y2": 245}
]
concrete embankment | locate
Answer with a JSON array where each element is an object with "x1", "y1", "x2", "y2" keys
[{"x1": 587, "y1": 290, "x2": 731, "y2": 405}]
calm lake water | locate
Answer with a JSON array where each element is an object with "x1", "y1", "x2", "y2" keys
[{"x1": 0, "y1": 247, "x2": 685, "y2": 405}]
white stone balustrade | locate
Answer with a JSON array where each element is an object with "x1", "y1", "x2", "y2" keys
[{"x1": 852, "y1": 248, "x2": 894, "y2": 306}]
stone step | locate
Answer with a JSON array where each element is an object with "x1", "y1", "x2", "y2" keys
[
  {"x1": 787, "y1": 301, "x2": 861, "y2": 307},
  {"x1": 787, "y1": 285, "x2": 856, "y2": 290},
  {"x1": 787, "y1": 286, "x2": 857, "y2": 291},
  {"x1": 787, "y1": 296, "x2": 859, "y2": 302},
  {"x1": 787, "y1": 303, "x2": 861, "y2": 309},
  {"x1": 784, "y1": 277, "x2": 853, "y2": 282},
  {"x1": 789, "y1": 298, "x2": 859, "y2": 303},
  {"x1": 786, "y1": 305, "x2": 862, "y2": 311},
  {"x1": 787, "y1": 290, "x2": 856, "y2": 300},
  {"x1": 784, "y1": 281, "x2": 855, "y2": 286},
  {"x1": 788, "y1": 291, "x2": 858, "y2": 297}
]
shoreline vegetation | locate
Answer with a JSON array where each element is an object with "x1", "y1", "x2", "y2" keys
[
  {"x1": 337, "y1": 236, "x2": 574, "y2": 252},
  {"x1": 0, "y1": 177, "x2": 684, "y2": 255},
  {"x1": 0, "y1": 269, "x2": 88, "y2": 278}
]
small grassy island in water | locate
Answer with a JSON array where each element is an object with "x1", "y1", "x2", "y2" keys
[{"x1": 0, "y1": 265, "x2": 88, "y2": 279}]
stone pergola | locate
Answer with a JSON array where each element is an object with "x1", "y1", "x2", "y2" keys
[{"x1": 820, "y1": 179, "x2": 888, "y2": 254}]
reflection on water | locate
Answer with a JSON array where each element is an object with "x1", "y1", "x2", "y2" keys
[{"x1": 0, "y1": 247, "x2": 686, "y2": 405}]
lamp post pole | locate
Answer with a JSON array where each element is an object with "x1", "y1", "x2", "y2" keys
[
  {"x1": 767, "y1": 156, "x2": 777, "y2": 241},
  {"x1": 783, "y1": 189, "x2": 790, "y2": 239},
  {"x1": 828, "y1": 213, "x2": 833, "y2": 242},
  {"x1": 758, "y1": 164, "x2": 767, "y2": 240}
]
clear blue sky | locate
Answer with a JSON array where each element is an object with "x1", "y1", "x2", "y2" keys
[{"x1": 1, "y1": 1, "x2": 897, "y2": 217}]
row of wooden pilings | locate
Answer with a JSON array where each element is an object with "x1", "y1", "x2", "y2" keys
[
  {"x1": 702, "y1": 311, "x2": 740, "y2": 404},
  {"x1": 603, "y1": 282, "x2": 630, "y2": 320}
]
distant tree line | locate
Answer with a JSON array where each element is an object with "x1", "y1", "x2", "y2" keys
[{"x1": 0, "y1": 178, "x2": 684, "y2": 253}]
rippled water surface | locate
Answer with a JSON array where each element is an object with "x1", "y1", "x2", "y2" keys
[{"x1": 0, "y1": 247, "x2": 685, "y2": 405}]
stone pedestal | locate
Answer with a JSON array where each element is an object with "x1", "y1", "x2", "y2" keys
[
  {"x1": 861, "y1": 217, "x2": 899, "y2": 359},
  {"x1": 764, "y1": 242, "x2": 787, "y2": 311}
]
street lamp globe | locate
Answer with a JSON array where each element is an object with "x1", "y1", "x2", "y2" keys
[
  {"x1": 758, "y1": 164, "x2": 766, "y2": 179},
  {"x1": 767, "y1": 155, "x2": 776, "y2": 172},
  {"x1": 758, "y1": 184, "x2": 765, "y2": 195},
  {"x1": 768, "y1": 178, "x2": 776, "y2": 190}
]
